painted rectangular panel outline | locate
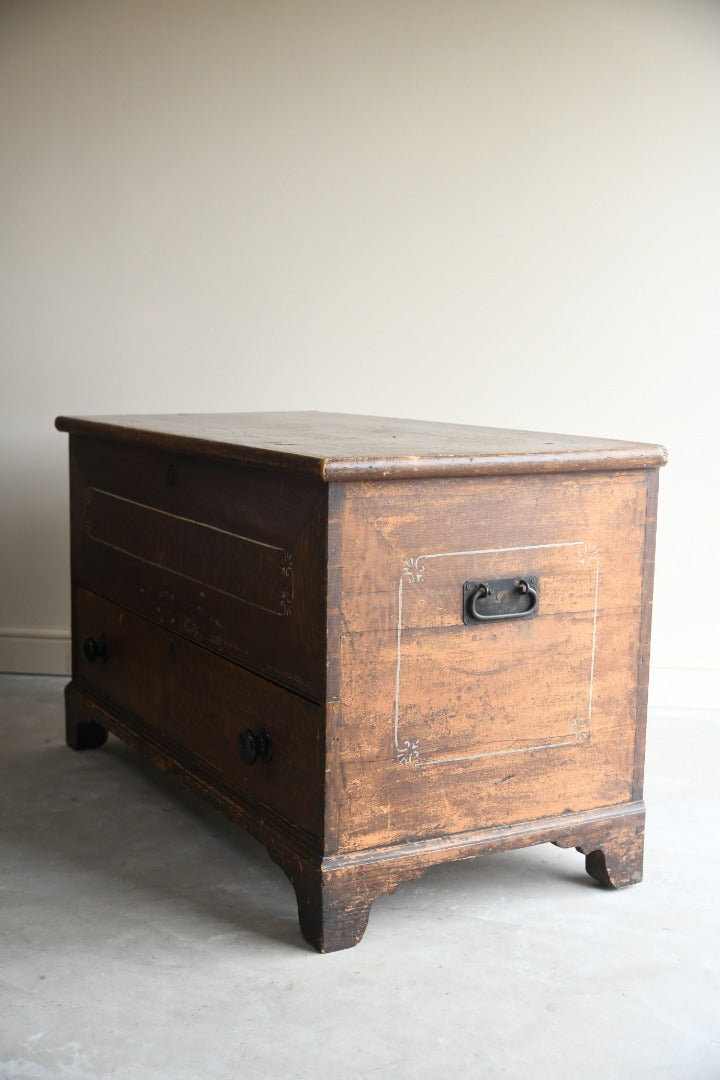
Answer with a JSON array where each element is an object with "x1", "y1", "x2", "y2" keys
[
  {"x1": 393, "y1": 541, "x2": 600, "y2": 766},
  {"x1": 84, "y1": 487, "x2": 294, "y2": 617}
]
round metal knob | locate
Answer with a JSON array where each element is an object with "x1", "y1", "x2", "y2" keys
[
  {"x1": 238, "y1": 728, "x2": 272, "y2": 765},
  {"x1": 82, "y1": 634, "x2": 109, "y2": 663}
]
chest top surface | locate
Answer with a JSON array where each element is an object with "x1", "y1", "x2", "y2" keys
[{"x1": 55, "y1": 411, "x2": 667, "y2": 480}]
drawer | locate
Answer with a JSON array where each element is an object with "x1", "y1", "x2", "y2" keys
[
  {"x1": 68, "y1": 436, "x2": 327, "y2": 699},
  {"x1": 73, "y1": 586, "x2": 323, "y2": 839}
]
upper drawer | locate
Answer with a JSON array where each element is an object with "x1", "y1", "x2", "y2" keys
[{"x1": 69, "y1": 436, "x2": 327, "y2": 700}]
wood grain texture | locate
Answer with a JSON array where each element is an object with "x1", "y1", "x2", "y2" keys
[
  {"x1": 278, "y1": 802, "x2": 646, "y2": 951},
  {"x1": 326, "y1": 469, "x2": 652, "y2": 854},
  {"x1": 554, "y1": 812, "x2": 645, "y2": 887},
  {"x1": 73, "y1": 586, "x2": 324, "y2": 840},
  {"x1": 85, "y1": 486, "x2": 292, "y2": 614},
  {"x1": 632, "y1": 469, "x2": 660, "y2": 801},
  {"x1": 56, "y1": 412, "x2": 667, "y2": 481},
  {"x1": 64, "y1": 683, "x2": 323, "y2": 861},
  {"x1": 58, "y1": 412, "x2": 664, "y2": 951},
  {"x1": 69, "y1": 435, "x2": 327, "y2": 700},
  {"x1": 64, "y1": 680, "x2": 646, "y2": 951}
]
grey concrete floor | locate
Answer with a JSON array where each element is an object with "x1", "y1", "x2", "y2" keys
[{"x1": 1, "y1": 675, "x2": 718, "y2": 1080}]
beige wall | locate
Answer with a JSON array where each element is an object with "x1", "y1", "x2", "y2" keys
[{"x1": 1, "y1": 1, "x2": 718, "y2": 706}]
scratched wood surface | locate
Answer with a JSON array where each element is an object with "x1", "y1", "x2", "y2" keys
[
  {"x1": 57, "y1": 413, "x2": 665, "y2": 951},
  {"x1": 56, "y1": 412, "x2": 667, "y2": 480},
  {"x1": 325, "y1": 469, "x2": 652, "y2": 853}
]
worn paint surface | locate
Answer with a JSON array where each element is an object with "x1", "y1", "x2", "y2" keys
[
  {"x1": 327, "y1": 470, "x2": 652, "y2": 853},
  {"x1": 57, "y1": 413, "x2": 664, "y2": 951}
]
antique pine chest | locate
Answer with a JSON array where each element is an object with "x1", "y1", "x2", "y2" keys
[{"x1": 56, "y1": 412, "x2": 666, "y2": 951}]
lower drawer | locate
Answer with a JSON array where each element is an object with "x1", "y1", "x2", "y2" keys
[{"x1": 72, "y1": 586, "x2": 323, "y2": 840}]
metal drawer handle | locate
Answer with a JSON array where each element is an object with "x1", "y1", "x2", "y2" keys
[
  {"x1": 82, "y1": 634, "x2": 109, "y2": 663},
  {"x1": 238, "y1": 728, "x2": 273, "y2": 765},
  {"x1": 463, "y1": 577, "x2": 539, "y2": 625}
]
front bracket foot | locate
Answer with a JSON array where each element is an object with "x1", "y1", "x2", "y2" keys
[
  {"x1": 66, "y1": 713, "x2": 108, "y2": 750},
  {"x1": 554, "y1": 810, "x2": 645, "y2": 889},
  {"x1": 293, "y1": 869, "x2": 373, "y2": 953},
  {"x1": 64, "y1": 683, "x2": 108, "y2": 750},
  {"x1": 270, "y1": 851, "x2": 426, "y2": 953}
]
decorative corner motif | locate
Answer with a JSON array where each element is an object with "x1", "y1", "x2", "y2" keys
[
  {"x1": 571, "y1": 715, "x2": 590, "y2": 741},
  {"x1": 402, "y1": 557, "x2": 426, "y2": 584},
  {"x1": 579, "y1": 543, "x2": 599, "y2": 565},
  {"x1": 279, "y1": 551, "x2": 293, "y2": 616},
  {"x1": 396, "y1": 739, "x2": 420, "y2": 764}
]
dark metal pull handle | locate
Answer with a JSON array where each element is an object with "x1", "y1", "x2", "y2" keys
[
  {"x1": 463, "y1": 577, "x2": 540, "y2": 625},
  {"x1": 82, "y1": 634, "x2": 109, "y2": 663},
  {"x1": 238, "y1": 728, "x2": 273, "y2": 765}
]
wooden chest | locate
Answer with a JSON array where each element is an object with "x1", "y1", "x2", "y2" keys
[{"x1": 55, "y1": 412, "x2": 666, "y2": 951}]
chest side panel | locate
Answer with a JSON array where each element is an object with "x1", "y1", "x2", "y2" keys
[
  {"x1": 69, "y1": 436, "x2": 327, "y2": 700},
  {"x1": 326, "y1": 469, "x2": 654, "y2": 853}
]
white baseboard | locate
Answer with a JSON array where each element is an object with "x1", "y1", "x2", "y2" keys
[
  {"x1": 0, "y1": 630, "x2": 71, "y2": 676},
  {"x1": 648, "y1": 666, "x2": 720, "y2": 713}
]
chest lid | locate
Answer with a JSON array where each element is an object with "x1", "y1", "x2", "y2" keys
[{"x1": 55, "y1": 411, "x2": 667, "y2": 481}]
